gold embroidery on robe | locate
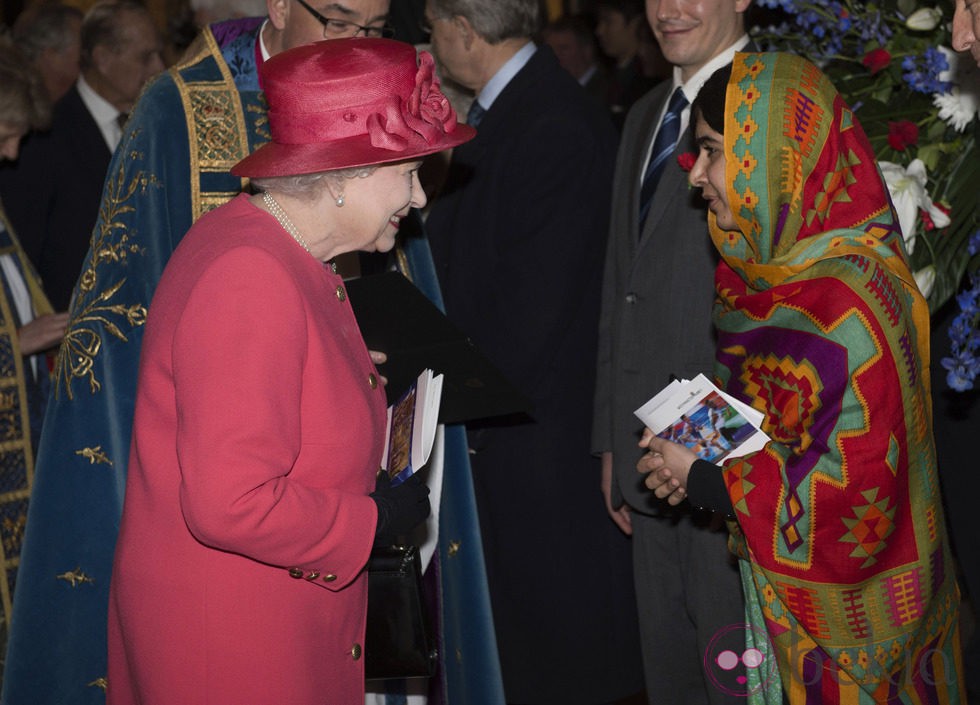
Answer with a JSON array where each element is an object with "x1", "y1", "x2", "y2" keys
[{"x1": 174, "y1": 26, "x2": 251, "y2": 222}]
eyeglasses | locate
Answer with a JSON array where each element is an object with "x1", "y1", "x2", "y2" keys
[{"x1": 293, "y1": 0, "x2": 395, "y2": 39}]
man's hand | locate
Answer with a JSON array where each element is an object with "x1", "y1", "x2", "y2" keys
[
  {"x1": 601, "y1": 451, "x2": 632, "y2": 535},
  {"x1": 18, "y1": 312, "x2": 69, "y2": 356}
]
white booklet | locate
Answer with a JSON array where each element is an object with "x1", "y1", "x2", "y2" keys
[
  {"x1": 633, "y1": 374, "x2": 769, "y2": 463},
  {"x1": 381, "y1": 368, "x2": 444, "y2": 485}
]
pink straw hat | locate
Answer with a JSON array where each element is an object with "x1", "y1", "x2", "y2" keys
[{"x1": 232, "y1": 37, "x2": 475, "y2": 178}]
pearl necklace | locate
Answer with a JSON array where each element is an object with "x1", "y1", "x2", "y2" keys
[{"x1": 263, "y1": 191, "x2": 312, "y2": 255}]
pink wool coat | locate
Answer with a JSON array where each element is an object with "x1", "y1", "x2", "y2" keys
[{"x1": 107, "y1": 194, "x2": 385, "y2": 705}]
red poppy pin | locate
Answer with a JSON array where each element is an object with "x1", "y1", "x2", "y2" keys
[{"x1": 677, "y1": 152, "x2": 697, "y2": 172}]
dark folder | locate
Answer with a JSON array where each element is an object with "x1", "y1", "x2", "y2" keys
[{"x1": 345, "y1": 271, "x2": 532, "y2": 425}]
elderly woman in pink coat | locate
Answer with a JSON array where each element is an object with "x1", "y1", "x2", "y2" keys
[{"x1": 106, "y1": 38, "x2": 474, "y2": 705}]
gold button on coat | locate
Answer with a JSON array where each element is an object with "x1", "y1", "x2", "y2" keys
[
  {"x1": 287, "y1": 568, "x2": 304, "y2": 579},
  {"x1": 322, "y1": 573, "x2": 337, "y2": 583},
  {"x1": 351, "y1": 643, "x2": 362, "y2": 660},
  {"x1": 335, "y1": 286, "x2": 346, "y2": 302},
  {"x1": 367, "y1": 373, "x2": 377, "y2": 389}
]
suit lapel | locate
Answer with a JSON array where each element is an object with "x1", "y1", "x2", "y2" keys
[
  {"x1": 64, "y1": 87, "x2": 113, "y2": 162},
  {"x1": 621, "y1": 84, "x2": 680, "y2": 254},
  {"x1": 638, "y1": 122, "x2": 694, "y2": 247}
]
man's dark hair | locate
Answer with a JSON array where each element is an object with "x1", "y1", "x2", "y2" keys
[
  {"x1": 542, "y1": 13, "x2": 596, "y2": 48},
  {"x1": 594, "y1": 0, "x2": 645, "y2": 21},
  {"x1": 80, "y1": 0, "x2": 151, "y2": 69}
]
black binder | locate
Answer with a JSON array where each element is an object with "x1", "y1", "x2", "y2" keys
[{"x1": 345, "y1": 271, "x2": 532, "y2": 425}]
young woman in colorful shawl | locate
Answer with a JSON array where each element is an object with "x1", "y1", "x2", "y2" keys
[{"x1": 637, "y1": 52, "x2": 965, "y2": 703}]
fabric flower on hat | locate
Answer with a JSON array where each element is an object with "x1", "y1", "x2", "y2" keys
[
  {"x1": 368, "y1": 51, "x2": 457, "y2": 151},
  {"x1": 406, "y1": 51, "x2": 455, "y2": 134},
  {"x1": 879, "y1": 158, "x2": 950, "y2": 254}
]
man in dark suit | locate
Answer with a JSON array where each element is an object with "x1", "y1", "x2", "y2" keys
[
  {"x1": 592, "y1": 0, "x2": 753, "y2": 702},
  {"x1": 595, "y1": 0, "x2": 657, "y2": 129},
  {"x1": 541, "y1": 14, "x2": 610, "y2": 107},
  {"x1": 423, "y1": 1, "x2": 644, "y2": 703},
  {"x1": 0, "y1": 0, "x2": 163, "y2": 310}
]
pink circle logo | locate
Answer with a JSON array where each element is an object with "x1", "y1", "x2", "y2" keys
[{"x1": 703, "y1": 623, "x2": 779, "y2": 696}]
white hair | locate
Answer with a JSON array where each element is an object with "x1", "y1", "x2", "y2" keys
[{"x1": 250, "y1": 165, "x2": 377, "y2": 199}]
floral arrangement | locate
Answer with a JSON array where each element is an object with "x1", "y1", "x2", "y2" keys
[{"x1": 753, "y1": 0, "x2": 980, "y2": 390}]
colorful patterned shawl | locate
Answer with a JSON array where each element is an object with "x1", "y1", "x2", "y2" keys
[{"x1": 711, "y1": 53, "x2": 964, "y2": 703}]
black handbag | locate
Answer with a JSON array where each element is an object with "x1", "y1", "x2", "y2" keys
[{"x1": 365, "y1": 544, "x2": 438, "y2": 681}]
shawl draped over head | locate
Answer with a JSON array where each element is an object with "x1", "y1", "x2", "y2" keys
[{"x1": 710, "y1": 52, "x2": 964, "y2": 703}]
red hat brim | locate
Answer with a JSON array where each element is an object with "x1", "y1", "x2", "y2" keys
[{"x1": 231, "y1": 124, "x2": 475, "y2": 178}]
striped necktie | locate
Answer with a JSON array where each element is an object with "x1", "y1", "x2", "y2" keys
[
  {"x1": 638, "y1": 87, "x2": 688, "y2": 230},
  {"x1": 466, "y1": 100, "x2": 486, "y2": 127}
]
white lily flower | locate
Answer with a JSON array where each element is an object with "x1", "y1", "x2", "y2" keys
[
  {"x1": 878, "y1": 159, "x2": 951, "y2": 254},
  {"x1": 906, "y1": 6, "x2": 943, "y2": 30},
  {"x1": 914, "y1": 265, "x2": 936, "y2": 298}
]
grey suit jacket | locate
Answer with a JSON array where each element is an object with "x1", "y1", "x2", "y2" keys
[{"x1": 592, "y1": 80, "x2": 720, "y2": 514}]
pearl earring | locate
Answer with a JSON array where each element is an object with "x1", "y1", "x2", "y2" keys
[{"x1": 336, "y1": 195, "x2": 345, "y2": 207}]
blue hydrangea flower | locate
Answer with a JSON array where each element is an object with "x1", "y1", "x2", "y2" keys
[
  {"x1": 968, "y1": 230, "x2": 980, "y2": 257},
  {"x1": 902, "y1": 48, "x2": 953, "y2": 94},
  {"x1": 943, "y1": 273, "x2": 980, "y2": 391}
]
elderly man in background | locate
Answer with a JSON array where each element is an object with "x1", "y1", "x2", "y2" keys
[
  {"x1": 423, "y1": 1, "x2": 644, "y2": 703},
  {"x1": 10, "y1": 2, "x2": 83, "y2": 104},
  {"x1": 1, "y1": 3, "x2": 502, "y2": 705},
  {"x1": 0, "y1": 0, "x2": 164, "y2": 311}
]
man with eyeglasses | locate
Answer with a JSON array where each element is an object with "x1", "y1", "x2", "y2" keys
[{"x1": 0, "y1": 3, "x2": 503, "y2": 705}]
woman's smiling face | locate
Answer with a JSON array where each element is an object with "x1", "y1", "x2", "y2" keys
[{"x1": 336, "y1": 159, "x2": 427, "y2": 253}]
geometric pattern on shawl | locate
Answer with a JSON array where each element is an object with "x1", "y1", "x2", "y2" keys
[{"x1": 709, "y1": 52, "x2": 964, "y2": 703}]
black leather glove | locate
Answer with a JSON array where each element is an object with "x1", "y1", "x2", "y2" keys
[{"x1": 370, "y1": 473, "x2": 431, "y2": 544}]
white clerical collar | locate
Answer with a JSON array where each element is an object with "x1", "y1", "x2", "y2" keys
[
  {"x1": 258, "y1": 18, "x2": 271, "y2": 62},
  {"x1": 475, "y1": 41, "x2": 537, "y2": 112}
]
